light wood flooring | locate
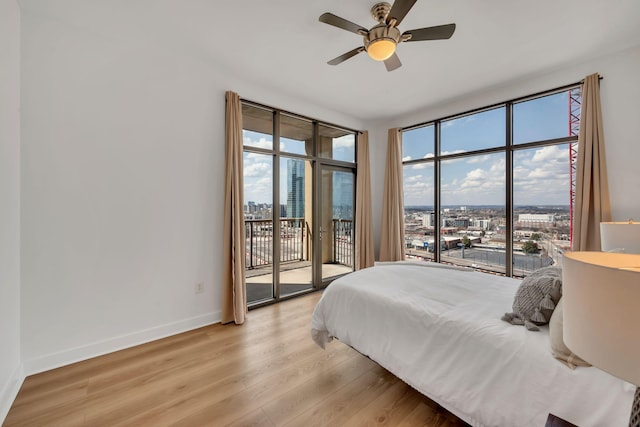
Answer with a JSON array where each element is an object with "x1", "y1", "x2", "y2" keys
[{"x1": 4, "y1": 292, "x2": 469, "y2": 427}]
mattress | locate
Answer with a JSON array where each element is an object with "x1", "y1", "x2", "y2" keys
[{"x1": 311, "y1": 261, "x2": 635, "y2": 427}]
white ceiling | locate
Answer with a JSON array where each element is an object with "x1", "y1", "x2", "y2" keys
[{"x1": 18, "y1": 0, "x2": 640, "y2": 121}]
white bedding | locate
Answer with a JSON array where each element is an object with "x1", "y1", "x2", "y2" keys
[{"x1": 311, "y1": 262, "x2": 635, "y2": 427}]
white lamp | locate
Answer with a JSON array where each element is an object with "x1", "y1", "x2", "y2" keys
[
  {"x1": 600, "y1": 220, "x2": 640, "y2": 253},
  {"x1": 563, "y1": 251, "x2": 640, "y2": 427}
]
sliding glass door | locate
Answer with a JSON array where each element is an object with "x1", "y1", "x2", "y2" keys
[
  {"x1": 241, "y1": 101, "x2": 358, "y2": 306},
  {"x1": 318, "y1": 166, "x2": 355, "y2": 286}
]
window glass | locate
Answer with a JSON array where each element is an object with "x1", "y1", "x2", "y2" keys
[
  {"x1": 280, "y1": 114, "x2": 313, "y2": 156},
  {"x1": 402, "y1": 125, "x2": 434, "y2": 161},
  {"x1": 513, "y1": 144, "x2": 572, "y2": 276},
  {"x1": 513, "y1": 92, "x2": 573, "y2": 144},
  {"x1": 441, "y1": 107, "x2": 505, "y2": 154},
  {"x1": 318, "y1": 125, "x2": 355, "y2": 163},
  {"x1": 243, "y1": 152, "x2": 274, "y2": 304},
  {"x1": 441, "y1": 153, "x2": 506, "y2": 274},
  {"x1": 242, "y1": 104, "x2": 273, "y2": 150},
  {"x1": 403, "y1": 162, "x2": 435, "y2": 261},
  {"x1": 279, "y1": 157, "x2": 312, "y2": 296}
]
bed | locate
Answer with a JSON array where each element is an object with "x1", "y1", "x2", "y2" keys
[{"x1": 311, "y1": 261, "x2": 635, "y2": 427}]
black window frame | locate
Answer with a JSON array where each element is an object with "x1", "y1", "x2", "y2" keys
[{"x1": 401, "y1": 82, "x2": 582, "y2": 277}]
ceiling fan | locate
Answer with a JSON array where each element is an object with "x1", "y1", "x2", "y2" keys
[{"x1": 319, "y1": 0, "x2": 456, "y2": 72}]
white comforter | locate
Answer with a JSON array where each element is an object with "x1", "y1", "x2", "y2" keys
[{"x1": 311, "y1": 262, "x2": 635, "y2": 427}]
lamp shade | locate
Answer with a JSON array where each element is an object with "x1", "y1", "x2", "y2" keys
[
  {"x1": 600, "y1": 221, "x2": 640, "y2": 254},
  {"x1": 366, "y1": 39, "x2": 396, "y2": 61},
  {"x1": 563, "y1": 251, "x2": 640, "y2": 386}
]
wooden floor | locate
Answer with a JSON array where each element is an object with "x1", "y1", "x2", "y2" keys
[{"x1": 5, "y1": 292, "x2": 469, "y2": 427}]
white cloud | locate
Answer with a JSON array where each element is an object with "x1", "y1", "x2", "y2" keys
[
  {"x1": 467, "y1": 155, "x2": 491, "y2": 164},
  {"x1": 412, "y1": 163, "x2": 432, "y2": 170},
  {"x1": 403, "y1": 155, "x2": 412, "y2": 162},
  {"x1": 245, "y1": 151, "x2": 270, "y2": 160},
  {"x1": 244, "y1": 162, "x2": 271, "y2": 177},
  {"x1": 531, "y1": 145, "x2": 566, "y2": 163},
  {"x1": 404, "y1": 174, "x2": 424, "y2": 184}
]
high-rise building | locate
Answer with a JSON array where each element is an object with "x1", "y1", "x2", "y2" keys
[
  {"x1": 332, "y1": 172, "x2": 353, "y2": 219},
  {"x1": 286, "y1": 159, "x2": 305, "y2": 218}
]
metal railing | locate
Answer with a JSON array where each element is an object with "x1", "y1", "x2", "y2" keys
[
  {"x1": 245, "y1": 218, "x2": 353, "y2": 269},
  {"x1": 332, "y1": 219, "x2": 353, "y2": 268},
  {"x1": 245, "y1": 218, "x2": 305, "y2": 269}
]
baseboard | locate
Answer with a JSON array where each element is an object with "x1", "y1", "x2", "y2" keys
[
  {"x1": 22, "y1": 310, "x2": 221, "y2": 376},
  {"x1": 0, "y1": 363, "x2": 25, "y2": 425}
]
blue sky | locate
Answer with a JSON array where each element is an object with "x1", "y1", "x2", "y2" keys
[{"x1": 402, "y1": 91, "x2": 574, "y2": 206}]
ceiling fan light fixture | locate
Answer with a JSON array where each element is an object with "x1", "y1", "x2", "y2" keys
[
  {"x1": 319, "y1": 0, "x2": 457, "y2": 71},
  {"x1": 366, "y1": 38, "x2": 396, "y2": 61},
  {"x1": 364, "y1": 24, "x2": 400, "y2": 61}
]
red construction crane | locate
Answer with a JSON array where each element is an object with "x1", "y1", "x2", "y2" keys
[{"x1": 568, "y1": 88, "x2": 581, "y2": 244}]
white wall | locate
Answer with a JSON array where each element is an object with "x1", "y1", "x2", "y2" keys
[
  {"x1": 366, "y1": 46, "x2": 640, "y2": 255},
  {"x1": 20, "y1": 12, "x2": 365, "y2": 373},
  {"x1": 0, "y1": 0, "x2": 23, "y2": 421}
]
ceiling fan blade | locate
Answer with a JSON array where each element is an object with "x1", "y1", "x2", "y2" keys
[
  {"x1": 403, "y1": 23, "x2": 456, "y2": 41},
  {"x1": 387, "y1": 0, "x2": 417, "y2": 26},
  {"x1": 328, "y1": 47, "x2": 365, "y2": 66},
  {"x1": 384, "y1": 53, "x2": 402, "y2": 72},
  {"x1": 319, "y1": 13, "x2": 368, "y2": 36}
]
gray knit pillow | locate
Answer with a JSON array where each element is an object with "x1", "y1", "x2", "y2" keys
[{"x1": 502, "y1": 266, "x2": 563, "y2": 331}]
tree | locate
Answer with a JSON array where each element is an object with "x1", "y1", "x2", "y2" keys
[
  {"x1": 462, "y1": 236, "x2": 472, "y2": 248},
  {"x1": 530, "y1": 233, "x2": 542, "y2": 241},
  {"x1": 522, "y1": 240, "x2": 540, "y2": 254}
]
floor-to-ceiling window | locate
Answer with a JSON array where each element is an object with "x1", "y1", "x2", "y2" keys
[
  {"x1": 402, "y1": 85, "x2": 581, "y2": 277},
  {"x1": 242, "y1": 101, "x2": 358, "y2": 306}
]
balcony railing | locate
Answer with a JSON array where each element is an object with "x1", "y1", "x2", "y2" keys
[
  {"x1": 245, "y1": 218, "x2": 353, "y2": 269},
  {"x1": 332, "y1": 219, "x2": 353, "y2": 268}
]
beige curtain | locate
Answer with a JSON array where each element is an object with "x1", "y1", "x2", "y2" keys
[
  {"x1": 222, "y1": 91, "x2": 247, "y2": 324},
  {"x1": 355, "y1": 131, "x2": 375, "y2": 270},
  {"x1": 573, "y1": 73, "x2": 611, "y2": 251},
  {"x1": 379, "y1": 128, "x2": 406, "y2": 261}
]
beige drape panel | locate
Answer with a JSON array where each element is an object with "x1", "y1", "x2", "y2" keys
[
  {"x1": 379, "y1": 128, "x2": 406, "y2": 261},
  {"x1": 355, "y1": 131, "x2": 375, "y2": 270},
  {"x1": 222, "y1": 91, "x2": 247, "y2": 324},
  {"x1": 573, "y1": 73, "x2": 611, "y2": 251}
]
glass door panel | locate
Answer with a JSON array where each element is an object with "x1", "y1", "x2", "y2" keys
[
  {"x1": 320, "y1": 167, "x2": 355, "y2": 283},
  {"x1": 243, "y1": 152, "x2": 274, "y2": 305},
  {"x1": 279, "y1": 157, "x2": 313, "y2": 297}
]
